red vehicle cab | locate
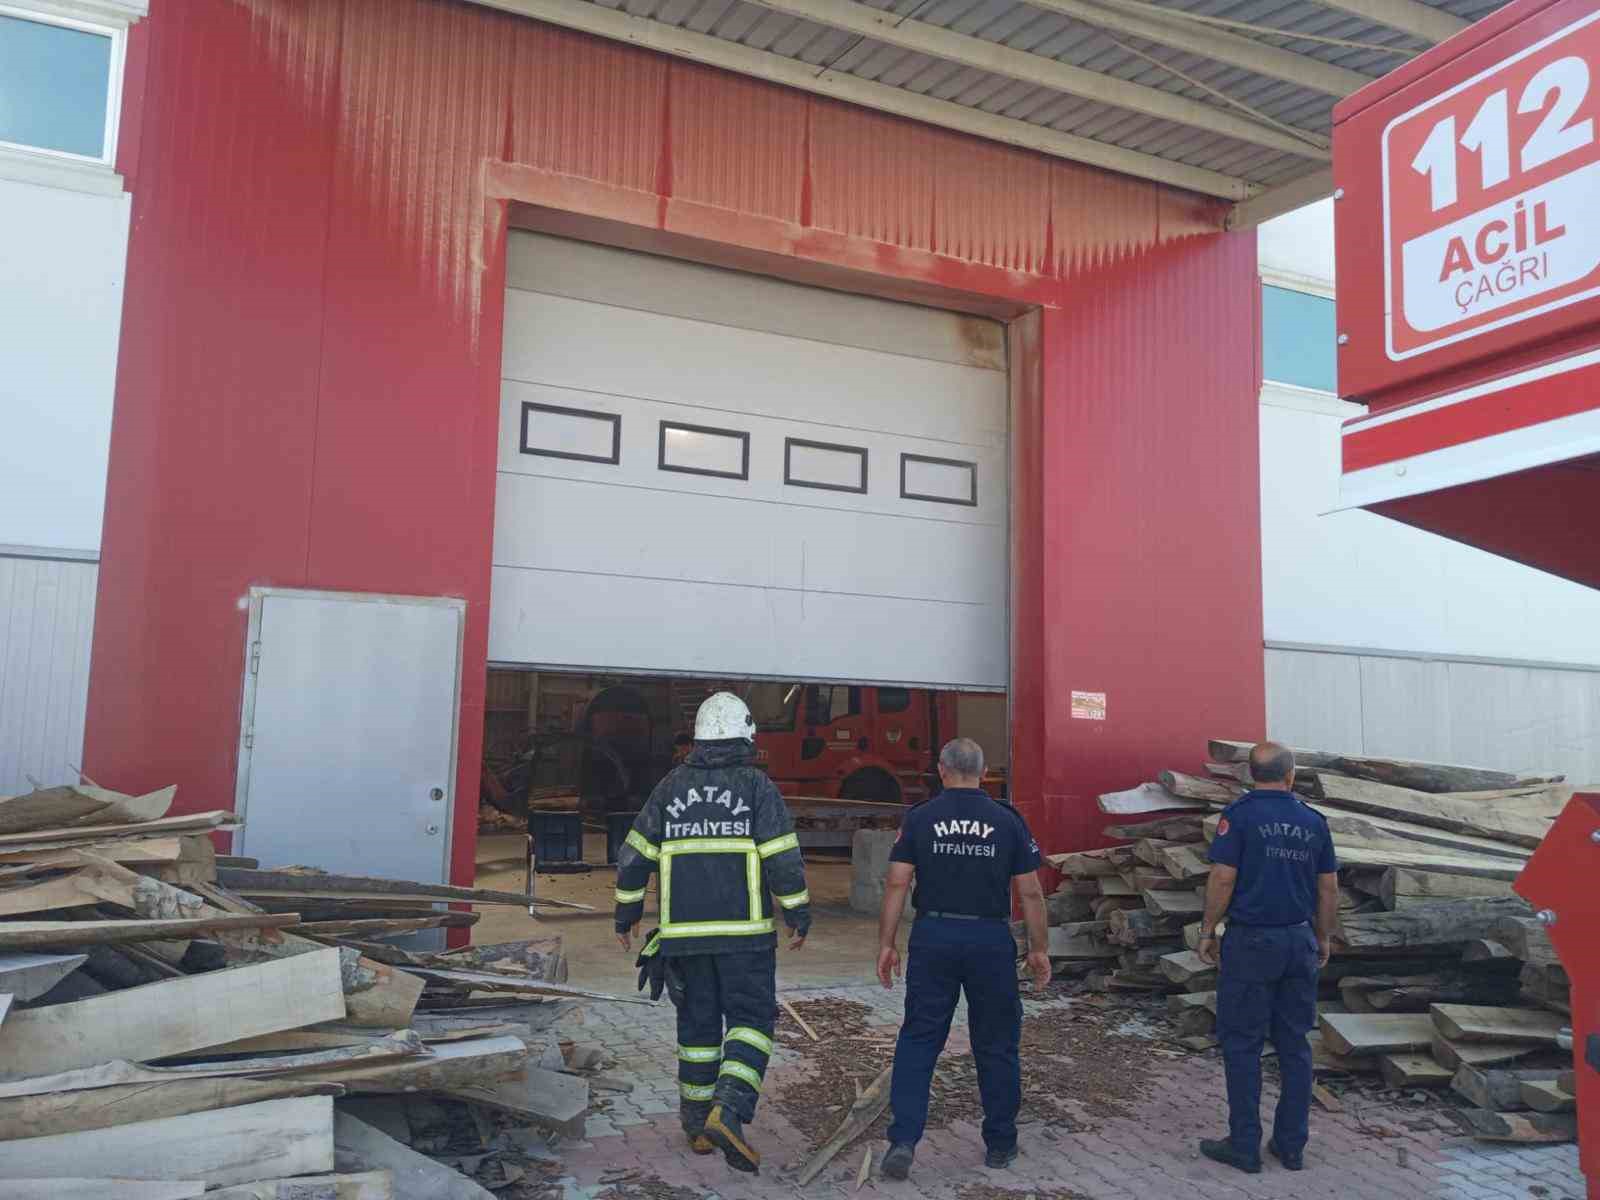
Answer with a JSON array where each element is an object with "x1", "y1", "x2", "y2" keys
[{"x1": 746, "y1": 682, "x2": 958, "y2": 805}]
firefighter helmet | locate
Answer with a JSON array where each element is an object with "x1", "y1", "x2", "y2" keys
[{"x1": 694, "y1": 692, "x2": 756, "y2": 743}]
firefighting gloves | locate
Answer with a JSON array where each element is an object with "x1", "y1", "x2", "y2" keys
[
  {"x1": 634, "y1": 929, "x2": 687, "y2": 1004},
  {"x1": 635, "y1": 928, "x2": 666, "y2": 999},
  {"x1": 788, "y1": 910, "x2": 812, "y2": 940}
]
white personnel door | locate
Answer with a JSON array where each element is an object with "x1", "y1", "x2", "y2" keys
[
  {"x1": 490, "y1": 233, "x2": 1009, "y2": 690},
  {"x1": 236, "y1": 590, "x2": 463, "y2": 881}
]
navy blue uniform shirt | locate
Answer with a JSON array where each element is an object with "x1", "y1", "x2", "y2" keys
[
  {"x1": 1208, "y1": 789, "x2": 1337, "y2": 927},
  {"x1": 889, "y1": 788, "x2": 1042, "y2": 918}
]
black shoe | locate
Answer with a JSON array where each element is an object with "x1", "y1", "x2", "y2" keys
[
  {"x1": 880, "y1": 1142, "x2": 915, "y2": 1180},
  {"x1": 1200, "y1": 1138, "x2": 1262, "y2": 1175},
  {"x1": 984, "y1": 1145, "x2": 1019, "y2": 1170},
  {"x1": 704, "y1": 1104, "x2": 760, "y2": 1174},
  {"x1": 1268, "y1": 1139, "x2": 1304, "y2": 1171}
]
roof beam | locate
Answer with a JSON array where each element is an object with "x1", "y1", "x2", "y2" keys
[
  {"x1": 1225, "y1": 166, "x2": 1334, "y2": 228},
  {"x1": 1025, "y1": 0, "x2": 1375, "y2": 97},
  {"x1": 1308, "y1": 0, "x2": 1467, "y2": 44},
  {"x1": 737, "y1": 0, "x2": 1330, "y2": 159},
  {"x1": 472, "y1": 0, "x2": 1259, "y2": 199}
]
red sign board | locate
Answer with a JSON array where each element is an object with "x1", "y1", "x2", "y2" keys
[
  {"x1": 1334, "y1": 0, "x2": 1600, "y2": 399},
  {"x1": 1383, "y1": 9, "x2": 1600, "y2": 360}
]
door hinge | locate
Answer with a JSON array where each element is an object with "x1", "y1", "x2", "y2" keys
[
  {"x1": 249, "y1": 641, "x2": 262, "y2": 675},
  {"x1": 243, "y1": 728, "x2": 254, "y2": 750}
]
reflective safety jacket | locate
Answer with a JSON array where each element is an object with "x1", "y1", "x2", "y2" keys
[{"x1": 614, "y1": 740, "x2": 811, "y2": 957}]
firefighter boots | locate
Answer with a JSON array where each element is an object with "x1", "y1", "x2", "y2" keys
[
  {"x1": 705, "y1": 1103, "x2": 761, "y2": 1174},
  {"x1": 681, "y1": 1100, "x2": 715, "y2": 1155}
]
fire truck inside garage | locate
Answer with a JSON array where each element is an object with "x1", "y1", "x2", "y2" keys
[{"x1": 478, "y1": 234, "x2": 1012, "y2": 863}]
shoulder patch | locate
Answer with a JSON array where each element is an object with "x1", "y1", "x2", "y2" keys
[{"x1": 1216, "y1": 817, "x2": 1231, "y2": 836}]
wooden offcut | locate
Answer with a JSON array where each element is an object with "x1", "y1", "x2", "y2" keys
[
  {"x1": 1430, "y1": 1033, "x2": 1536, "y2": 1072},
  {"x1": 0, "y1": 1075, "x2": 341, "y2": 1141},
  {"x1": 0, "y1": 948, "x2": 345, "y2": 1079},
  {"x1": 446, "y1": 1064, "x2": 590, "y2": 1129},
  {"x1": 1374, "y1": 868, "x2": 1519, "y2": 910},
  {"x1": 206, "y1": 1172, "x2": 394, "y2": 1200},
  {"x1": 216, "y1": 868, "x2": 582, "y2": 909},
  {"x1": 0, "y1": 952, "x2": 85, "y2": 1002},
  {"x1": 1458, "y1": 1109, "x2": 1576, "y2": 1143},
  {"x1": 0, "y1": 1096, "x2": 336, "y2": 1187},
  {"x1": 1378, "y1": 1054, "x2": 1454, "y2": 1088},
  {"x1": 797, "y1": 1065, "x2": 893, "y2": 1186},
  {"x1": 0, "y1": 913, "x2": 298, "y2": 949},
  {"x1": 1431, "y1": 1004, "x2": 1566, "y2": 1045},
  {"x1": 1519, "y1": 1079, "x2": 1575, "y2": 1114},
  {"x1": 0, "y1": 1183, "x2": 204, "y2": 1200},
  {"x1": 334, "y1": 1112, "x2": 495, "y2": 1200},
  {"x1": 1318, "y1": 1013, "x2": 1435, "y2": 1056},
  {"x1": 1451, "y1": 1064, "x2": 1569, "y2": 1110},
  {"x1": 1334, "y1": 897, "x2": 1532, "y2": 950}
]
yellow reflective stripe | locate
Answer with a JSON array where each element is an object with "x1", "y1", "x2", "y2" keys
[
  {"x1": 680, "y1": 1083, "x2": 715, "y2": 1101},
  {"x1": 775, "y1": 889, "x2": 810, "y2": 909},
  {"x1": 678, "y1": 1045, "x2": 721, "y2": 1063},
  {"x1": 614, "y1": 887, "x2": 647, "y2": 904},
  {"x1": 625, "y1": 830, "x2": 660, "y2": 861},
  {"x1": 719, "y1": 1060, "x2": 764, "y2": 1090},
  {"x1": 757, "y1": 833, "x2": 799, "y2": 858},
  {"x1": 746, "y1": 851, "x2": 761, "y2": 923},
  {"x1": 725, "y1": 1027, "x2": 773, "y2": 1055},
  {"x1": 659, "y1": 919, "x2": 775, "y2": 939},
  {"x1": 662, "y1": 838, "x2": 756, "y2": 856},
  {"x1": 661, "y1": 855, "x2": 673, "y2": 929}
]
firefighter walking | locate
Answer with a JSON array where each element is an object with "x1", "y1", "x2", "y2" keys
[{"x1": 614, "y1": 692, "x2": 811, "y2": 1175}]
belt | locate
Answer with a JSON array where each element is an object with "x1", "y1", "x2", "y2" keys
[
  {"x1": 1228, "y1": 919, "x2": 1310, "y2": 930},
  {"x1": 918, "y1": 910, "x2": 1005, "y2": 923}
]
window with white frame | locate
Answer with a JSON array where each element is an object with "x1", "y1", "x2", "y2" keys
[{"x1": 0, "y1": 2, "x2": 132, "y2": 176}]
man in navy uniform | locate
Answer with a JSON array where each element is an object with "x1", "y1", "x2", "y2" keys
[
  {"x1": 874, "y1": 737, "x2": 1051, "y2": 1181},
  {"x1": 1197, "y1": 741, "x2": 1339, "y2": 1174}
]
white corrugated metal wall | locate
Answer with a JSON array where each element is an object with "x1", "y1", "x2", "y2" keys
[
  {"x1": 1266, "y1": 646, "x2": 1600, "y2": 784},
  {"x1": 0, "y1": 554, "x2": 98, "y2": 794}
]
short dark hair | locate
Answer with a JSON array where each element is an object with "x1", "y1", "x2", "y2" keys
[{"x1": 1249, "y1": 741, "x2": 1295, "y2": 784}]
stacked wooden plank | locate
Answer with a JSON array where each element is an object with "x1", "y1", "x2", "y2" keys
[
  {"x1": 1041, "y1": 816, "x2": 1209, "y2": 1001},
  {"x1": 1051, "y1": 739, "x2": 1581, "y2": 1141},
  {"x1": 0, "y1": 780, "x2": 638, "y2": 1195}
]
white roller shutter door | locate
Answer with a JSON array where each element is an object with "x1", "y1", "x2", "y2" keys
[{"x1": 490, "y1": 233, "x2": 1008, "y2": 690}]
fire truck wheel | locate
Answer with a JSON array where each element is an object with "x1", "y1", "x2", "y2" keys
[{"x1": 841, "y1": 769, "x2": 900, "y2": 804}]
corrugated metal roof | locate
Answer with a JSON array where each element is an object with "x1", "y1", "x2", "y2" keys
[{"x1": 491, "y1": 0, "x2": 1512, "y2": 205}]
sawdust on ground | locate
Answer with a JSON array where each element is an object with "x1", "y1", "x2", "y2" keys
[
  {"x1": 955, "y1": 1186, "x2": 1089, "y2": 1200},
  {"x1": 771, "y1": 990, "x2": 1168, "y2": 1154},
  {"x1": 594, "y1": 1169, "x2": 708, "y2": 1199}
]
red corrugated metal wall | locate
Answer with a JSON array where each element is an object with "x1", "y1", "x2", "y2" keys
[{"x1": 89, "y1": 0, "x2": 1263, "y2": 882}]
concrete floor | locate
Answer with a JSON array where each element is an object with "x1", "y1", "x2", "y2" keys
[{"x1": 473, "y1": 832, "x2": 890, "y2": 994}]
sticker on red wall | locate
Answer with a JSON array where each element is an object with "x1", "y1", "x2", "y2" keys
[
  {"x1": 1070, "y1": 691, "x2": 1107, "y2": 721},
  {"x1": 1382, "y1": 9, "x2": 1600, "y2": 361}
]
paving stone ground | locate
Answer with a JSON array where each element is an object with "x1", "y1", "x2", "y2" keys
[{"x1": 521, "y1": 982, "x2": 1588, "y2": 1200}]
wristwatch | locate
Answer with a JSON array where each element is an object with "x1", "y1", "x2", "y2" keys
[{"x1": 1199, "y1": 932, "x2": 1218, "y2": 941}]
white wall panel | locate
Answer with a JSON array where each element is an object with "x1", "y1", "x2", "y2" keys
[
  {"x1": 0, "y1": 176, "x2": 130, "y2": 553},
  {"x1": 0, "y1": 555, "x2": 97, "y2": 795},
  {"x1": 1266, "y1": 647, "x2": 1600, "y2": 785},
  {"x1": 1263, "y1": 648, "x2": 1365, "y2": 756},
  {"x1": 1260, "y1": 397, "x2": 1600, "y2": 666},
  {"x1": 491, "y1": 234, "x2": 1008, "y2": 689}
]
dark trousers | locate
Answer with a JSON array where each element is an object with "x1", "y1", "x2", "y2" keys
[
  {"x1": 1216, "y1": 923, "x2": 1320, "y2": 1158},
  {"x1": 671, "y1": 948, "x2": 777, "y2": 1123},
  {"x1": 888, "y1": 917, "x2": 1022, "y2": 1152}
]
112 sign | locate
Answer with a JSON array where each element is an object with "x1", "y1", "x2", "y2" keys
[{"x1": 1382, "y1": 10, "x2": 1600, "y2": 359}]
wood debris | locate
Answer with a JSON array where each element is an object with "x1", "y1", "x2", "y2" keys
[
  {"x1": 0, "y1": 777, "x2": 625, "y2": 1193},
  {"x1": 1041, "y1": 738, "x2": 1578, "y2": 1146}
]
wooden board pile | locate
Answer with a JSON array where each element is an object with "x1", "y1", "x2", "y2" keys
[
  {"x1": 0, "y1": 780, "x2": 642, "y2": 1197},
  {"x1": 1042, "y1": 739, "x2": 1580, "y2": 1142}
]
